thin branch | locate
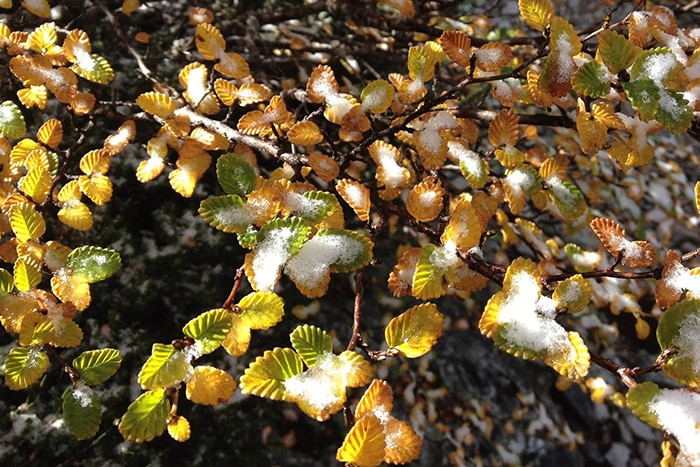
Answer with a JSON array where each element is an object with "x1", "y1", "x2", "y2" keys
[
  {"x1": 346, "y1": 271, "x2": 364, "y2": 352},
  {"x1": 222, "y1": 266, "x2": 246, "y2": 311}
]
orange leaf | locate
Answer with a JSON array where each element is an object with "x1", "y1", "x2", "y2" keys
[
  {"x1": 488, "y1": 109, "x2": 519, "y2": 147},
  {"x1": 439, "y1": 31, "x2": 471, "y2": 67}
]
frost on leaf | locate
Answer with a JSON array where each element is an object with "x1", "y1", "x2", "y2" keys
[{"x1": 479, "y1": 257, "x2": 590, "y2": 379}]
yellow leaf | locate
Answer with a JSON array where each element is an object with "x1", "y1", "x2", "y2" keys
[
  {"x1": 136, "y1": 91, "x2": 176, "y2": 119},
  {"x1": 195, "y1": 23, "x2": 225, "y2": 61},
  {"x1": 488, "y1": 109, "x2": 519, "y2": 147},
  {"x1": 78, "y1": 174, "x2": 113, "y2": 205},
  {"x1": 179, "y1": 62, "x2": 220, "y2": 115},
  {"x1": 103, "y1": 120, "x2": 136, "y2": 155},
  {"x1": 360, "y1": 79, "x2": 395, "y2": 114},
  {"x1": 13, "y1": 256, "x2": 41, "y2": 292},
  {"x1": 0, "y1": 294, "x2": 39, "y2": 334},
  {"x1": 213, "y1": 78, "x2": 237, "y2": 106},
  {"x1": 79, "y1": 149, "x2": 111, "y2": 176},
  {"x1": 222, "y1": 313, "x2": 252, "y2": 356},
  {"x1": 122, "y1": 0, "x2": 140, "y2": 16},
  {"x1": 21, "y1": 0, "x2": 51, "y2": 18},
  {"x1": 185, "y1": 365, "x2": 237, "y2": 405},
  {"x1": 36, "y1": 118, "x2": 63, "y2": 148},
  {"x1": 69, "y1": 92, "x2": 95, "y2": 116},
  {"x1": 441, "y1": 198, "x2": 481, "y2": 250},
  {"x1": 407, "y1": 178, "x2": 444, "y2": 222},
  {"x1": 9, "y1": 202, "x2": 45, "y2": 242},
  {"x1": 287, "y1": 121, "x2": 323, "y2": 146},
  {"x1": 18, "y1": 85, "x2": 48, "y2": 110},
  {"x1": 552, "y1": 274, "x2": 592, "y2": 313},
  {"x1": 51, "y1": 270, "x2": 91, "y2": 311},
  {"x1": 385, "y1": 302, "x2": 444, "y2": 358},
  {"x1": 238, "y1": 291, "x2": 285, "y2": 330},
  {"x1": 18, "y1": 166, "x2": 51, "y2": 204},
  {"x1": 136, "y1": 157, "x2": 166, "y2": 183},
  {"x1": 214, "y1": 52, "x2": 250, "y2": 80},
  {"x1": 167, "y1": 415, "x2": 190, "y2": 442},
  {"x1": 407, "y1": 45, "x2": 435, "y2": 82},
  {"x1": 336, "y1": 179, "x2": 370, "y2": 222},
  {"x1": 518, "y1": 0, "x2": 554, "y2": 32},
  {"x1": 336, "y1": 415, "x2": 386, "y2": 467}
]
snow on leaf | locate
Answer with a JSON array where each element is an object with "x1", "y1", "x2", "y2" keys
[
  {"x1": 571, "y1": 60, "x2": 611, "y2": 98},
  {"x1": 194, "y1": 23, "x2": 225, "y2": 61},
  {"x1": 185, "y1": 366, "x2": 236, "y2": 406},
  {"x1": 442, "y1": 197, "x2": 482, "y2": 250},
  {"x1": 0, "y1": 101, "x2": 27, "y2": 139},
  {"x1": 385, "y1": 302, "x2": 444, "y2": 358},
  {"x1": 199, "y1": 194, "x2": 253, "y2": 234},
  {"x1": 137, "y1": 343, "x2": 192, "y2": 390},
  {"x1": 407, "y1": 177, "x2": 444, "y2": 222},
  {"x1": 290, "y1": 324, "x2": 333, "y2": 368},
  {"x1": 284, "y1": 228, "x2": 373, "y2": 298},
  {"x1": 66, "y1": 246, "x2": 121, "y2": 283},
  {"x1": 336, "y1": 414, "x2": 386, "y2": 467},
  {"x1": 217, "y1": 152, "x2": 256, "y2": 196},
  {"x1": 62, "y1": 382, "x2": 101, "y2": 440},
  {"x1": 4, "y1": 346, "x2": 49, "y2": 390},
  {"x1": 336, "y1": 179, "x2": 371, "y2": 222},
  {"x1": 552, "y1": 275, "x2": 591, "y2": 314},
  {"x1": 657, "y1": 298, "x2": 700, "y2": 386},
  {"x1": 182, "y1": 309, "x2": 232, "y2": 355},
  {"x1": 475, "y1": 42, "x2": 512, "y2": 72},
  {"x1": 239, "y1": 347, "x2": 304, "y2": 401},
  {"x1": 361, "y1": 79, "x2": 395, "y2": 114},
  {"x1": 590, "y1": 217, "x2": 656, "y2": 267}
]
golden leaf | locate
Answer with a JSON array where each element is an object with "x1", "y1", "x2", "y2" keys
[
  {"x1": 388, "y1": 247, "x2": 421, "y2": 297},
  {"x1": 307, "y1": 152, "x2": 340, "y2": 183},
  {"x1": 69, "y1": 92, "x2": 96, "y2": 116},
  {"x1": 185, "y1": 365, "x2": 237, "y2": 406},
  {"x1": 336, "y1": 179, "x2": 370, "y2": 222},
  {"x1": 336, "y1": 415, "x2": 386, "y2": 467},
  {"x1": 167, "y1": 415, "x2": 190, "y2": 442},
  {"x1": 518, "y1": 0, "x2": 554, "y2": 32},
  {"x1": 17, "y1": 85, "x2": 48, "y2": 110},
  {"x1": 36, "y1": 118, "x2": 63, "y2": 148},
  {"x1": 51, "y1": 270, "x2": 91, "y2": 311},
  {"x1": 475, "y1": 42, "x2": 513, "y2": 72},
  {"x1": 382, "y1": 0, "x2": 415, "y2": 18},
  {"x1": 214, "y1": 52, "x2": 250, "y2": 80},
  {"x1": 188, "y1": 7, "x2": 214, "y2": 25},
  {"x1": 287, "y1": 121, "x2": 323, "y2": 146},
  {"x1": 439, "y1": 30, "x2": 471, "y2": 67},
  {"x1": 406, "y1": 178, "x2": 444, "y2": 222},
  {"x1": 213, "y1": 78, "x2": 237, "y2": 106},
  {"x1": 306, "y1": 65, "x2": 338, "y2": 104},
  {"x1": 488, "y1": 109, "x2": 519, "y2": 147},
  {"x1": 103, "y1": 120, "x2": 136, "y2": 155},
  {"x1": 194, "y1": 23, "x2": 225, "y2": 60}
]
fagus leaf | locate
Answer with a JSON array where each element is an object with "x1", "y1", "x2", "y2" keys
[
  {"x1": 217, "y1": 152, "x2": 256, "y2": 195},
  {"x1": 290, "y1": 324, "x2": 333, "y2": 367},
  {"x1": 238, "y1": 291, "x2": 285, "y2": 330},
  {"x1": 5, "y1": 346, "x2": 49, "y2": 390},
  {"x1": 385, "y1": 302, "x2": 444, "y2": 358},
  {"x1": 138, "y1": 343, "x2": 192, "y2": 390},
  {"x1": 0, "y1": 101, "x2": 27, "y2": 139},
  {"x1": 182, "y1": 309, "x2": 232, "y2": 354},
  {"x1": 118, "y1": 389, "x2": 170, "y2": 443},
  {"x1": 73, "y1": 348, "x2": 122, "y2": 386},
  {"x1": 66, "y1": 246, "x2": 121, "y2": 283},
  {"x1": 656, "y1": 298, "x2": 700, "y2": 386},
  {"x1": 239, "y1": 347, "x2": 304, "y2": 401},
  {"x1": 62, "y1": 383, "x2": 101, "y2": 440},
  {"x1": 185, "y1": 366, "x2": 237, "y2": 405}
]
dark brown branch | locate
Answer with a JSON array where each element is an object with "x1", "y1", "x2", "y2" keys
[
  {"x1": 222, "y1": 266, "x2": 246, "y2": 311},
  {"x1": 346, "y1": 271, "x2": 364, "y2": 352},
  {"x1": 454, "y1": 108, "x2": 575, "y2": 129}
]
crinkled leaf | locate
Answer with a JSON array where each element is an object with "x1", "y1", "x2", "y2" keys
[
  {"x1": 361, "y1": 79, "x2": 394, "y2": 114},
  {"x1": 217, "y1": 152, "x2": 256, "y2": 195},
  {"x1": 182, "y1": 308, "x2": 232, "y2": 355},
  {"x1": 185, "y1": 366, "x2": 237, "y2": 406},
  {"x1": 548, "y1": 179, "x2": 586, "y2": 220},
  {"x1": 518, "y1": 0, "x2": 553, "y2": 32},
  {"x1": 656, "y1": 298, "x2": 700, "y2": 386},
  {"x1": 66, "y1": 246, "x2": 121, "y2": 283},
  {"x1": 62, "y1": 384, "x2": 101, "y2": 440},
  {"x1": 167, "y1": 415, "x2": 190, "y2": 442},
  {"x1": 571, "y1": 60, "x2": 610, "y2": 97},
  {"x1": 0, "y1": 268, "x2": 14, "y2": 294},
  {"x1": 73, "y1": 348, "x2": 122, "y2": 386},
  {"x1": 118, "y1": 389, "x2": 170, "y2": 443},
  {"x1": 13, "y1": 257, "x2": 42, "y2": 292},
  {"x1": 553, "y1": 274, "x2": 591, "y2": 313},
  {"x1": 222, "y1": 313, "x2": 251, "y2": 357},
  {"x1": 626, "y1": 381, "x2": 662, "y2": 429},
  {"x1": 137, "y1": 343, "x2": 191, "y2": 390},
  {"x1": 199, "y1": 194, "x2": 253, "y2": 234},
  {"x1": 385, "y1": 302, "x2": 444, "y2": 358},
  {"x1": 411, "y1": 244, "x2": 446, "y2": 300},
  {"x1": 9, "y1": 202, "x2": 46, "y2": 242},
  {"x1": 0, "y1": 101, "x2": 27, "y2": 139},
  {"x1": 597, "y1": 30, "x2": 640, "y2": 74},
  {"x1": 655, "y1": 89, "x2": 693, "y2": 134},
  {"x1": 71, "y1": 54, "x2": 114, "y2": 84},
  {"x1": 5, "y1": 346, "x2": 49, "y2": 390},
  {"x1": 288, "y1": 191, "x2": 339, "y2": 224},
  {"x1": 239, "y1": 347, "x2": 304, "y2": 401},
  {"x1": 622, "y1": 78, "x2": 660, "y2": 121},
  {"x1": 238, "y1": 291, "x2": 285, "y2": 330},
  {"x1": 336, "y1": 414, "x2": 386, "y2": 467},
  {"x1": 290, "y1": 324, "x2": 333, "y2": 367}
]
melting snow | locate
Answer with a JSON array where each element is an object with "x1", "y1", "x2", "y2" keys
[
  {"x1": 285, "y1": 233, "x2": 363, "y2": 289},
  {"x1": 252, "y1": 227, "x2": 297, "y2": 291},
  {"x1": 648, "y1": 389, "x2": 700, "y2": 465}
]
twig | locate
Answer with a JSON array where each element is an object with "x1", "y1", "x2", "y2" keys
[
  {"x1": 222, "y1": 266, "x2": 246, "y2": 310},
  {"x1": 346, "y1": 271, "x2": 364, "y2": 351}
]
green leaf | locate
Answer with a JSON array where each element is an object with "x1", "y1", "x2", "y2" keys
[
  {"x1": 552, "y1": 274, "x2": 591, "y2": 313},
  {"x1": 597, "y1": 30, "x2": 640, "y2": 75},
  {"x1": 655, "y1": 89, "x2": 693, "y2": 135},
  {"x1": 0, "y1": 100, "x2": 27, "y2": 139},
  {"x1": 458, "y1": 148, "x2": 489, "y2": 189},
  {"x1": 63, "y1": 383, "x2": 102, "y2": 440},
  {"x1": 71, "y1": 54, "x2": 114, "y2": 85},
  {"x1": 73, "y1": 348, "x2": 122, "y2": 386},
  {"x1": 238, "y1": 291, "x2": 285, "y2": 330},
  {"x1": 4, "y1": 346, "x2": 49, "y2": 390},
  {"x1": 118, "y1": 389, "x2": 170, "y2": 443},
  {"x1": 564, "y1": 243, "x2": 600, "y2": 273},
  {"x1": 9, "y1": 202, "x2": 46, "y2": 242},
  {"x1": 626, "y1": 381, "x2": 662, "y2": 429},
  {"x1": 622, "y1": 78, "x2": 660, "y2": 121},
  {"x1": 66, "y1": 246, "x2": 121, "y2": 283},
  {"x1": 319, "y1": 228, "x2": 373, "y2": 273},
  {"x1": 571, "y1": 60, "x2": 610, "y2": 98},
  {"x1": 182, "y1": 308, "x2": 232, "y2": 354},
  {"x1": 237, "y1": 224, "x2": 259, "y2": 249},
  {"x1": 217, "y1": 152, "x2": 256, "y2": 195},
  {"x1": 288, "y1": 191, "x2": 339, "y2": 224},
  {"x1": 257, "y1": 217, "x2": 313, "y2": 257},
  {"x1": 137, "y1": 343, "x2": 192, "y2": 390},
  {"x1": 0, "y1": 268, "x2": 14, "y2": 294},
  {"x1": 548, "y1": 179, "x2": 586, "y2": 220},
  {"x1": 290, "y1": 324, "x2": 333, "y2": 367},
  {"x1": 239, "y1": 347, "x2": 304, "y2": 401},
  {"x1": 629, "y1": 48, "x2": 678, "y2": 86},
  {"x1": 199, "y1": 194, "x2": 253, "y2": 234},
  {"x1": 656, "y1": 298, "x2": 700, "y2": 386},
  {"x1": 385, "y1": 303, "x2": 445, "y2": 358}
]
